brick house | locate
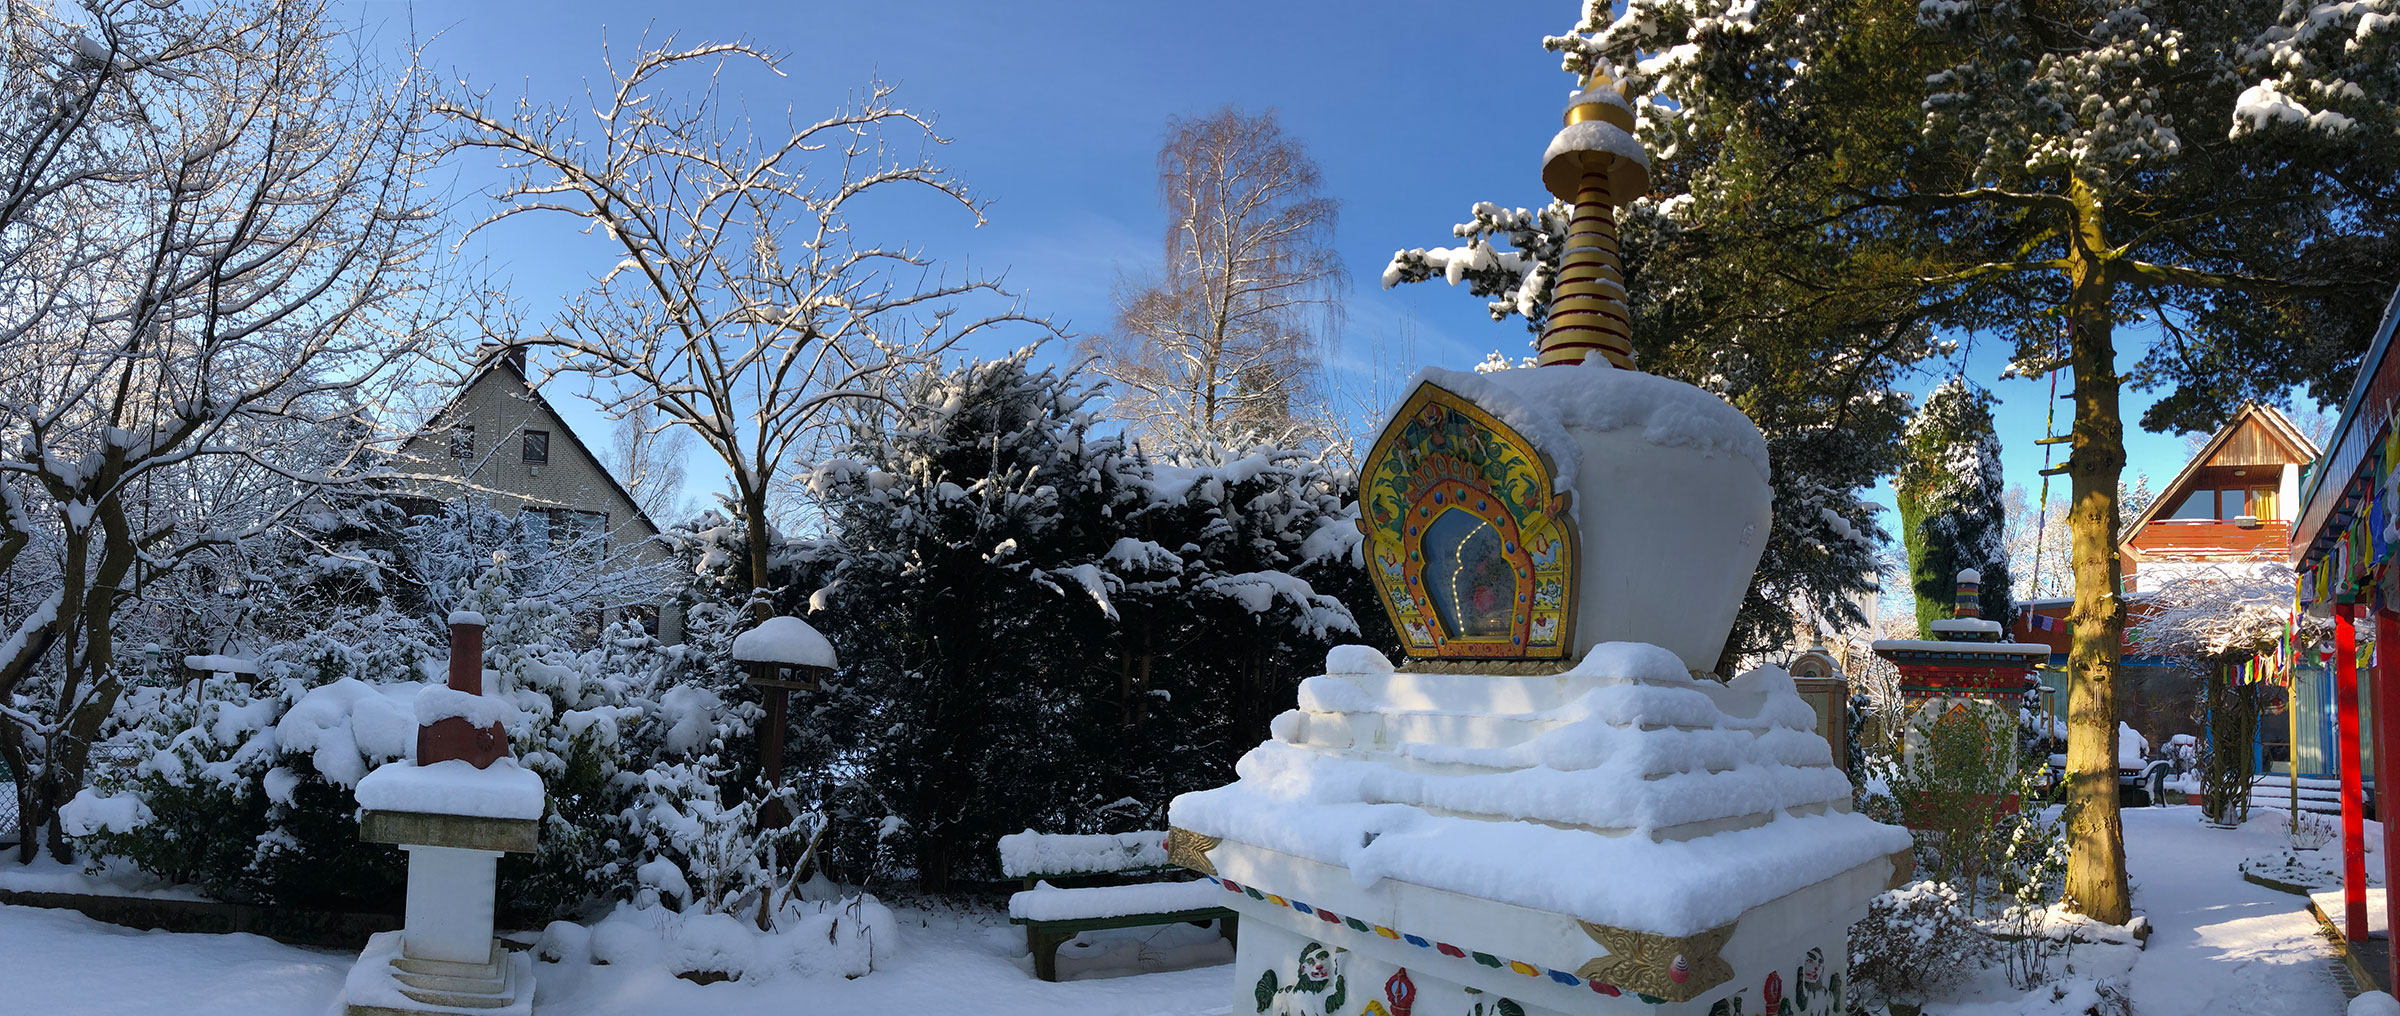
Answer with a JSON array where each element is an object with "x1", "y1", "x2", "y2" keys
[{"x1": 393, "y1": 348, "x2": 684, "y2": 641}]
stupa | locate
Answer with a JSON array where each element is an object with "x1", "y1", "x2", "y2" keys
[
  {"x1": 1867, "y1": 569, "x2": 2048, "y2": 756},
  {"x1": 1166, "y1": 68, "x2": 1911, "y2": 1016}
]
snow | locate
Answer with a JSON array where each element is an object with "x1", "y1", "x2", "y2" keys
[
  {"x1": 0, "y1": 805, "x2": 2351, "y2": 1016},
  {"x1": 1930, "y1": 617, "x2": 2003, "y2": 634},
  {"x1": 273, "y1": 678, "x2": 419, "y2": 788},
  {"x1": 180, "y1": 654, "x2": 257, "y2": 675},
  {"x1": 996, "y1": 830, "x2": 1171, "y2": 878},
  {"x1": 1383, "y1": 361, "x2": 1771, "y2": 495},
  {"x1": 729, "y1": 615, "x2": 837, "y2": 668},
  {"x1": 1170, "y1": 643, "x2": 1909, "y2": 937},
  {"x1": 353, "y1": 757, "x2": 545, "y2": 820},
  {"x1": 447, "y1": 610, "x2": 487, "y2": 627},
  {"x1": 1544, "y1": 119, "x2": 1652, "y2": 173},
  {"x1": 2356, "y1": 992, "x2": 2400, "y2": 1016},
  {"x1": 1563, "y1": 86, "x2": 1636, "y2": 117},
  {"x1": 0, "y1": 854, "x2": 208, "y2": 902},
  {"x1": 1869, "y1": 637, "x2": 2049, "y2": 656},
  {"x1": 415, "y1": 685, "x2": 522, "y2": 728},
  {"x1": 58, "y1": 790, "x2": 152, "y2": 836},
  {"x1": 1007, "y1": 879, "x2": 1224, "y2": 921}
]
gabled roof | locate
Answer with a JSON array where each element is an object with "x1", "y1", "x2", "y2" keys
[
  {"x1": 396, "y1": 352, "x2": 665, "y2": 540},
  {"x1": 2121, "y1": 402, "x2": 2319, "y2": 539}
]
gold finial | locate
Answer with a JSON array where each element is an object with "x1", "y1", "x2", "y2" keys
[{"x1": 1536, "y1": 67, "x2": 1650, "y2": 370}]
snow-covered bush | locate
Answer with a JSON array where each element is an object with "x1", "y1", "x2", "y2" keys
[
  {"x1": 1849, "y1": 882, "x2": 1984, "y2": 1009},
  {"x1": 1856, "y1": 701, "x2": 2074, "y2": 993}
]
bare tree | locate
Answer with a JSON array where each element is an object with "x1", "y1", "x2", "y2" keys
[
  {"x1": 437, "y1": 39, "x2": 1054, "y2": 605},
  {"x1": 0, "y1": 0, "x2": 446, "y2": 860},
  {"x1": 1083, "y1": 107, "x2": 1343, "y2": 453},
  {"x1": 607, "y1": 403, "x2": 691, "y2": 525}
]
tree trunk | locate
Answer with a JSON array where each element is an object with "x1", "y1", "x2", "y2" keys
[
  {"x1": 742, "y1": 486, "x2": 773, "y2": 624},
  {"x1": 2061, "y1": 205, "x2": 2132, "y2": 923}
]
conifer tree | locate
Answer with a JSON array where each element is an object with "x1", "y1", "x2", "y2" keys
[
  {"x1": 1897, "y1": 379, "x2": 2015, "y2": 633},
  {"x1": 1538, "y1": 0, "x2": 2400, "y2": 921}
]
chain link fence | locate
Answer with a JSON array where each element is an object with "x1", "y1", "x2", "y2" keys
[{"x1": 0, "y1": 762, "x2": 16, "y2": 847}]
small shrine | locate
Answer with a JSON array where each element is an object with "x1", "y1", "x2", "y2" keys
[
  {"x1": 344, "y1": 612, "x2": 545, "y2": 1016},
  {"x1": 1166, "y1": 67, "x2": 1910, "y2": 1016},
  {"x1": 1868, "y1": 570, "x2": 2048, "y2": 749}
]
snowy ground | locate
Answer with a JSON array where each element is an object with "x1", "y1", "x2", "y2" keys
[
  {"x1": 0, "y1": 805, "x2": 2357, "y2": 1015},
  {"x1": 2124, "y1": 805, "x2": 2348, "y2": 1016}
]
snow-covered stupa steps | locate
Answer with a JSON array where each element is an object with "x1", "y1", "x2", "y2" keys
[{"x1": 1268, "y1": 655, "x2": 1855, "y2": 842}]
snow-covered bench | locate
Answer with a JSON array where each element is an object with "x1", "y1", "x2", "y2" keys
[{"x1": 997, "y1": 829, "x2": 1236, "y2": 981}]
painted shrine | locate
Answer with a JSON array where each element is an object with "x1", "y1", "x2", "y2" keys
[
  {"x1": 1166, "y1": 67, "x2": 1909, "y2": 1016},
  {"x1": 1363, "y1": 383, "x2": 1577, "y2": 660}
]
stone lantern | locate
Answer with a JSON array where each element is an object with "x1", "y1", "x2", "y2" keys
[
  {"x1": 344, "y1": 611, "x2": 544, "y2": 1016},
  {"x1": 1163, "y1": 66, "x2": 1910, "y2": 1016}
]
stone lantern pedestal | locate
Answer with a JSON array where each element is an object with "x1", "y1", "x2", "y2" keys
[{"x1": 343, "y1": 613, "x2": 545, "y2": 1016}]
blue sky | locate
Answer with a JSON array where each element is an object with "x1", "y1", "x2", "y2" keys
[{"x1": 372, "y1": 0, "x2": 2242, "y2": 527}]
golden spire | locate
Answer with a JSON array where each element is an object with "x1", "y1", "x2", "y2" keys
[{"x1": 1536, "y1": 67, "x2": 1650, "y2": 369}]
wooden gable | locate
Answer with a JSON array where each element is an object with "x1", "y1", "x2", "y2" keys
[{"x1": 2121, "y1": 404, "x2": 2319, "y2": 574}]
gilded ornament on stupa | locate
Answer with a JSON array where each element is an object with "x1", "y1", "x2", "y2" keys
[{"x1": 1537, "y1": 67, "x2": 1651, "y2": 370}]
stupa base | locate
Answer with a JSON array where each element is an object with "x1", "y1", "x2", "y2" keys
[
  {"x1": 1209, "y1": 837, "x2": 1882, "y2": 1015},
  {"x1": 343, "y1": 931, "x2": 534, "y2": 1016}
]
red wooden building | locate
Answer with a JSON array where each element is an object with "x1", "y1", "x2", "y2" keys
[{"x1": 2288, "y1": 281, "x2": 2400, "y2": 979}]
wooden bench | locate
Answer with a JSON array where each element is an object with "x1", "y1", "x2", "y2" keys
[{"x1": 997, "y1": 829, "x2": 1236, "y2": 982}]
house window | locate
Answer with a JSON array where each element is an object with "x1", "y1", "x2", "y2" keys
[
  {"x1": 626, "y1": 604, "x2": 661, "y2": 636},
  {"x1": 449, "y1": 424, "x2": 474, "y2": 460},
  {"x1": 523, "y1": 430, "x2": 550, "y2": 465},
  {"x1": 2165, "y1": 486, "x2": 2279, "y2": 521}
]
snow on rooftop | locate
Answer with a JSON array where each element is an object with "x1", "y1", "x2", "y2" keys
[
  {"x1": 1384, "y1": 362, "x2": 1771, "y2": 495},
  {"x1": 1169, "y1": 642, "x2": 1907, "y2": 938},
  {"x1": 355, "y1": 757, "x2": 544, "y2": 820},
  {"x1": 181, "y1": 654, "x2": 257, "y2": 675},
  {"x1": 731, "y1": 615, "x2": 837, "y2": 668},
  {"x1": 1930, "y1": 618, "x2": 2002, "y2": 634},
  {"x1": 1563, "y1": 87, "x2": 1636, "y2": 116},
  {"x1": 1869, "y1": 637, "x2": 2049, "y2": 656},
  {"x1": 446, "y1": 610, "x2": 487, "y2": 627},
  {"x1": 1957, "y1": 568, "x2": 1982, "y2": 583}
]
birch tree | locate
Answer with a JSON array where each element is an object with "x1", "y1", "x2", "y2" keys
[
  {"x1": 0, "y1": 0, "x2": 446, "y2": 860},
  {"x1": 436, "y1": 40, "x2": 1056, "y2": 606},
  {"x1": 1083, "y1": 107, "x2": 1344, "y2": 453}
]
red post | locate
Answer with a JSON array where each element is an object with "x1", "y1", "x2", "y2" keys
[
  {"x1": 2337, "y1": 602, "x2": 2368, "y2": 941},
  {"x1": 2378, "y1": 606, "x2": 2400, "y2": 988}
]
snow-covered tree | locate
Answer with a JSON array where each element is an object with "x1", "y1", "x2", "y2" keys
[
  {"x1": 0, "y1": 0, "x2": 447, "y2": 861},
  {"x1": 781, "y1": 351, "x2": 1371, "y2": 889},
  {"x1": 1545, "y1": 0, "x2": 2400, "y2": 924},
  {"x1": 1898, "y1": 378, "x2": 2014, "y2": 633},
  {"x1": 435, "y1": 38, "x2": 1056, "y2": 609},
  {"x1": 1082, "y1": 108, "x2": 1344, "y2": 454}
]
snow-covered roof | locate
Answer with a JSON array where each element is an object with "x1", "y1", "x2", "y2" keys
[
  {"x1": 731, "y1": 615, "x2": 837, "y2": 669},
  {"x1": 1377, "y1": 362, "x2": 1771, "y2": 495},
  {"x1": 181, "y1": 654, "x2": 257, "y2": 675},
  {"x1": 1930, "y1": 618, "x2": 2002, "y2": 635},
  {"x1": 1169, "y1": 642, "x2": 1908, "y2": 938},
  {"x1": 1868, "y1": 638, "x2": 2050, "y2": 657}
]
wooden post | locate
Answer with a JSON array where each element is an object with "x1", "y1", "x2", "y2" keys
[
  {"x1": 760, "y1": 665, "x2": 788, "y2": 830},
  {"x1": 2337, "y1": 601, "x2": 2368, "y2": 941},
  {"x1": 2378, "y1": 605, "x2": 2400, "y2": 988}
]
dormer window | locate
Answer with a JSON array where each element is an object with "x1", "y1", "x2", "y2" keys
[{"x1": 2165, "y1": 486, "x2": 2277, "y2": 522}]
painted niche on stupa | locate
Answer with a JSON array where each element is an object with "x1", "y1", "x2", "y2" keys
[{"x1": 1360, "y1": 382, "x2": 1574, "y2": 660}]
